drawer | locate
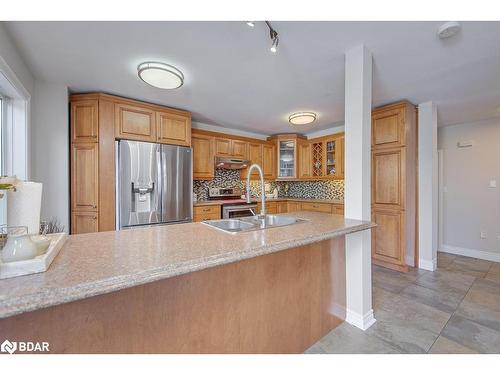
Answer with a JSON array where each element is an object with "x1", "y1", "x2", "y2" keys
[
  {"x1": 332, "y1": 204, "x2": 344, "y2": 215},
  {"x1": 300, "y1": 202, "x2": 332, "y2": 213},
  {"x1": 194, "y1": 205, "x2": 220, "y2": 216},
  {"x1": 194, "y1": 212, "x2": 220, "y2": 222}
]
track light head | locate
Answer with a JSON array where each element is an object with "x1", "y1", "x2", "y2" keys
[{"x1": 270, "y1": 36, "x2": 279, "y2": 53}]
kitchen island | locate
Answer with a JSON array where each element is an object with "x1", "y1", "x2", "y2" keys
[{"x1": 0, "y1": 212, "x2": 373, "y2": 353}]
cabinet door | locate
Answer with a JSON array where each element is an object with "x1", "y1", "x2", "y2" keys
[
  {"x1": 372, "y1": 147, "x2": 405, "y2": 210},
  {"x1": 241, "y1": 143, "x2": 263, "y2": 180},
  {"x1": 192, "y1": 134, "x2": 215, "y2": 179},
  {"x1": 372, "y1": 208, "x2": 406, "y2": 266},
  {"x1": 115, "y1": 103, "x2": 156, "y2": 142},
  {"x1": 277, "y1": 201, "x2": 288, "y2": 213},
  {"x1": 215, "y1": 138, "x2": 232, "y2": 156},
  {"x1": 278, "y1": 139, "x2": 296, "y2": 179},
  {"x1": 71, "y1": 143, "x2": 98, "y2": 212},
  {"x1": 71, "y1": 100, "x2": 98, "y2": 142},
  {"x1": 232, "y1": 140, "x2": 248, "y2": 158},
  {"x1": 71, "y1": 211, "x2": 98, "y2": 234},
  {"x1": 262, "y1": 143, "x2": 276, "y2": 180},
  {"x1": 298, "y1": 142, "x2": 312, "y2": 179},
  {"x1": 372, "y1": 107, "x2": 405, "y2": 148},
  {"x1": 332, "y1": 204, "x2": 344, "y2": 215},
  {"x1": 287, "y1": 201, "x2": 300, "y2": 212},
  {"x1": 156, "y1": 111, "x2": 191, "y2": 146}
]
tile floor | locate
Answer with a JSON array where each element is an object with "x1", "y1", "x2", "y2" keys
[{"x1": 305, "y1": 252, "x2": 500, "y2": 354}]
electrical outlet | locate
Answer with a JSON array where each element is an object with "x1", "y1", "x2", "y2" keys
[{"x1": 480, "y1": 231, "x2": 487, "y2": 239}]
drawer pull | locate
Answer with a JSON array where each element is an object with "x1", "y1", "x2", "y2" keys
[{"x1": 202, "y1": 208, "x2": 210, "y2": 212}]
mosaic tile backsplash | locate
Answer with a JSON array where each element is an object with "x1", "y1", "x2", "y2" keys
[{"x1": 193, "y1": 169, "x2": 344, "y2": 201}]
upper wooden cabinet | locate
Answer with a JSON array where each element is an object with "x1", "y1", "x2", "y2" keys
[
  {"x1": 157, "y1": 111, "x2": 191, "y2": 146},
  {"x1": 71, "y1": 142, "x2": 99, "y2": 212},
  {"x1": 192, "y1": 133, "x2": 215, "y2": 180},
  {"x1": 115, "y1": 103, "x2": 156, "y2": 142},
  {"x1": 262, "y1": 143, "x2": 277, "y2": 180},
  {"x1": 298, "y1": 141, "x2": 312, "y2": 179},
  {"x1": 71, "y1": 100, "x2": 98, "y2": 142},
  {"x1": 372, "y1": 101, "x2": 414, "y2": 149},
  {"x1": 215, "y1": 138, "x2": 248, "y2": 158},
  {"x1": 308, "y1": 133, "x2": 344, "y2": 180},
  {"x1": 241, "y1": 142, "x2": 263, "y2": 180}
]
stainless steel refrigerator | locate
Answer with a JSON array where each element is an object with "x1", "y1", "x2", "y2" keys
[{"x1": 116, "y1": 140, "x2": 192, "y2": 229}]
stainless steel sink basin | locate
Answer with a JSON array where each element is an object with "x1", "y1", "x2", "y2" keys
[{"x1": 202, "y1": 215, "x2": 307, "y2": 234}]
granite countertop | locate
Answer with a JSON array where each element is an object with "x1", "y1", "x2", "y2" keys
[
  {"x1": 194, "y1": 197, "x2": 344, "y2": 206},
  {"x1": 0, "y1": 212, "x2": 372, "y2": 319}
]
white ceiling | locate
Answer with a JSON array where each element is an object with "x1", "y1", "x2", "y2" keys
[{"x1": 5, "y1": 21, "x2": 500, "y2": 134}]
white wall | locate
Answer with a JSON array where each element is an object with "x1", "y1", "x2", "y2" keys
[
  {"x1": 30, "y1": 81, "x2": 69, "y2": 231},
  {"x1": 438, "y1": 118, "x2": 500, "y2": 261}
]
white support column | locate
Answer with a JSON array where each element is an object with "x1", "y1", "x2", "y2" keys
[
  {"x1": 344, "y1": 45, "x2": 375, "y2": 330},
  {"x1": 418, "y1": 102, "x2": 438, "y2": 271}
]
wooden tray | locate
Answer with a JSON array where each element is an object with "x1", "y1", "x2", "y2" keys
[{"x1": 0, "y1": 233, "x2": 67, "y2": 279}]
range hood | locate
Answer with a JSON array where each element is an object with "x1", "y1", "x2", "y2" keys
[{"x1": 215, "y1": 156, "x2": 251, "y2": 170}]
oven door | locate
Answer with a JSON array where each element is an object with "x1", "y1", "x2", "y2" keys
[{"x1": 222, "y1": 204, "x2": 257, "y2": 219}]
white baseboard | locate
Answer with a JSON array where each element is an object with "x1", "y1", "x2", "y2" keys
[
  {"x1": 345, "y1": 309, "x2": 376, "y2": 331},
  {"x1": 419, "y1": 258, "x2": 437, "y2": 271},
  {"x1": 439, "y1": 244, "x2": 500, "y2": 263}
]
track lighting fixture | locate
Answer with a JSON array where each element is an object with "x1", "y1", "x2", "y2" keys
[{"x1": 244, "y1": 21, "x2": 280, "y2": 54}]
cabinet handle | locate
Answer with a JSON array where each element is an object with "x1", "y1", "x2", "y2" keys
[
  {"x1": 92, "y1": 216, "x2": 97, "y2": 220},
  {"x1": 202, "y1": 208, "x2": 210, "y2": 212},
  {"x1": 93, "y1": 205, "x2": 97, "y2": 209}
]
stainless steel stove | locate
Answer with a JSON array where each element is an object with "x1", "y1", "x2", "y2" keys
[{"x1": 208, "y1": 188, "x2": 257, "y2": 219}]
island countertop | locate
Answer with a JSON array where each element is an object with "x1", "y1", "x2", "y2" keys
[{"x1": 0, "y1": 212, "x2": 373, "y2": 319}]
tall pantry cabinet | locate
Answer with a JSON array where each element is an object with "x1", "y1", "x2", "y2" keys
[{"x1": 371, "y1": 101, "x2": 417, "y2": 272}]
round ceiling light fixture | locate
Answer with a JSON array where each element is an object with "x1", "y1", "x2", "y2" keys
[
  {"x1": 288, "y1": 112, "x2": 317, "y2": 125},
  {"x1": 137, "y1": 62, "x2": 184, "y2": 89},
  {"x1": 437, "y1": 21, "x2": 461, "y2": 39}
]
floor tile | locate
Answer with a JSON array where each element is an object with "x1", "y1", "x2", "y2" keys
[
  {"x1": 372, "y1": 269, "x2": 413, "y2": 294},
  {"x1": 372, "y1": 286, "x2": 399, "y2": 310},
  {"x1": 317, "y1": 322, "x2": 402, "y2": 354},
  {"x1": 304, "y1": 343, "x2": 327, "y2": 354},
  {"x1": 455, "y1": 278, "x2": 500, "y2": 332},
  {"x1": 416, "y1": 268, "x2": 475, "y2": 296},
  {"x1": 429, "y1": 336, "x2": 479, "y2": 354},
  {"x1": 366, "y1": 309, "x2": 439, "y2": 353},
  {"x1": 400, "y1": 283, "x2": 463, "y2": 314},
  {"x1": 374, "y1": 293, "x2": 451, "y2": 334},
  {"x1": 445, "y1": 256, "x2": 492, "y2": 278},
  {"x1": 485, "y1": 262, "x2": 500, "y2": 283},
  {"x1": 437, "y1": 252, "x2": 456, "y2": 268},
  {"x1": 441, "y1": 315, "x2": 500, "y2": 354}
]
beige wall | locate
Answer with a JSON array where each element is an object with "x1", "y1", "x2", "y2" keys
[{"x1": 438, "y1": 118, "x2": 500, "y2": 260}]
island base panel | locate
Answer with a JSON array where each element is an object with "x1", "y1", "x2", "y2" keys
[{"x1": 0, "y1": 238, "x2": 346, "y2": 353}]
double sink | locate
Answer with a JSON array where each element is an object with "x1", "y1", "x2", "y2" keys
[{"x1": 202, "y1": 215, "x2": 307, "y2": 234}]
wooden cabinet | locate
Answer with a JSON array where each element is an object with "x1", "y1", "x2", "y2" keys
[
  {"x1": 371, "y1": 101, "x2": 417, "y2": 272},
  {"x1": 256, "y1": 201, "x2": 277, "y2": 214},
  {"x1": 215, "y1": 138, "x2": 248, "y2": 158},
  {"x1": 71, "y1": 211, "x2": 98, "y2": 234},
  {"x1": 300, "y1": 202, "x2": 332, "y2": 213},
  {"x1": 193, "y1": 205, "x2": 220, "y2": 222},
  {"x1": 309, "y1": 133, "x2": 344, "y2": 180},
  {"x1": 192, "y1": 134, "x2": 215, "y2": 180},
  {"x1": 71, "y1": 100, "x2": 98, "y2": 143},
  {"x1": 277, "y1": 201, "x2": 288, "y2": 214},
  {"x1": 262, "y1": 143, "x2": 276, "y2": 180},
  {"x1": 157, "y1": 111, "x2": 191, "y2": 146},
  {"x1": 287, "y1": 201, "x2": 300, "y2": 212},
  {"x1": 298, "y1": 142, "x2": 312, "y2": 179},
  {"x1": 277, "y1": 138, "x2": 297, "y2": 179},
  {"x1": 372, "y1": 209, "x2": 405, "y2": 265},
  {"x1": 115, "y1": 103, "x2": 156, "y2": 142},
  {"x1": 332, "y1": 204, "x2": 344, "y2": 215},
  {"x1": 71, "y1": 143, "x2": 98, "y2": 212},
  {"x1": 241, "y1": 142, "x2": 263, "y2": 180},
  {"x1": 70, "y1": 93, "x2": 192, "y2": 234}
]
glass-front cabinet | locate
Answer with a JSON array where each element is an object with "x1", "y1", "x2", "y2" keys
[
  {"x1": 278, "y1": 139, "x2": 296, "y2": 178},
  {"x1": 310, "y1": 134, "x2": 344, "y2": 179}
]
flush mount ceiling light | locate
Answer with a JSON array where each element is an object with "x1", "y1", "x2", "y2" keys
[
  {"x1": 437, "y1": 21, "x2": 461, "y2": 39},
  {"x1": 288, "y1": 112, "x2": 317, "y2": 125},
  {"x1": 137, "y1": 62, "x2": 184, "y2": 89}
]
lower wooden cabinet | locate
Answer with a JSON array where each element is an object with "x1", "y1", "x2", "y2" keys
[
  {"x1": 372, "y1": 208, "x2": 407, "y2": 269},
  {"x1": 71, "y1": 211, "x2": 98, "y2": 234},
  {"x1": 193, "y1": 205, "x2": 220, "y2": 222},
  {"x1": 287, "y1": 201, "x2": 300, "y2": 212},
  {"x1": 300, "y1": 202, "x2": 332, "y2": 213},
  {"x1": 277, "y1": 201, "x2": 288, "y2": 213}
]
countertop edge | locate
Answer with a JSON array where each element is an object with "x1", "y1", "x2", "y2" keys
[{"x1": 0, "y1": 221, "x2": 374, "y2": 319}]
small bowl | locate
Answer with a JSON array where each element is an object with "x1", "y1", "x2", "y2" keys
[{"x1": 30, "y1": 235, "x2": 51, "y2": 255}]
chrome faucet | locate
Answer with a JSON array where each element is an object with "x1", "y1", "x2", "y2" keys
[{"x1": 246, "y1": 164, "x2": 266, "y2": 218}]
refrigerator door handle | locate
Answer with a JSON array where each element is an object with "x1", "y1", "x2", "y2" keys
[{"x1": 156, "y1": 147, "x2": 162, "y2": 219}]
